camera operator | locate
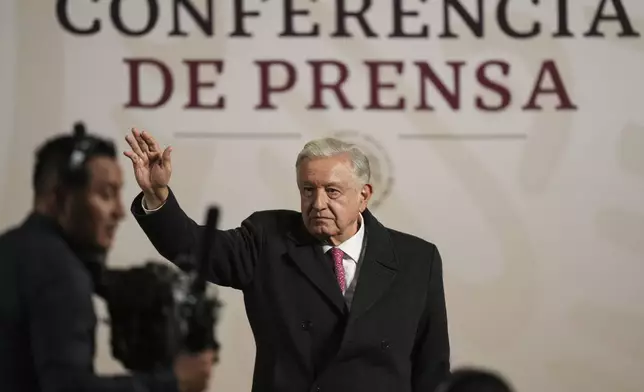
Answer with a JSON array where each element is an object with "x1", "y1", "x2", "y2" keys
[{"x1": 0, "y1": 127, "x2": 216, "y2": 392}]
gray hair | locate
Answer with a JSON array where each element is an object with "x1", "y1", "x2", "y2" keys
[{"x1": 295, "y1": 138, "x2": 371, "y2": 186}]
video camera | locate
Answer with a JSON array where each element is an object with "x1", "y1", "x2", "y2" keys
[{"x1": 99, "y1": 208, "x2": 222, "y2": 372}]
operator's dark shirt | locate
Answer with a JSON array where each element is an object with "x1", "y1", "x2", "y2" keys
[{"x1": 0, "y1": 212, "x2": 178, "y2": 392}]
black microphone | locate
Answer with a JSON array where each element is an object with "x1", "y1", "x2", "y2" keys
[
  {"x1": 183, "y1": 206, "x2": 220, "y2": 353},
  {"x1": 192, "y1": 206, "x2": 219, "y2": 294},
  {"x1": 72, "y1": 122, "x2": 87, "y2": 138}
]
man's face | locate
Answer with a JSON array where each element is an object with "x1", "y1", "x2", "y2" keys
[
  {"x1": 62, "y1": 157, "x2": 125, "y2": 251},
  {"x1": 297, "y1": 154, "x2": 372, "y2": 245}
]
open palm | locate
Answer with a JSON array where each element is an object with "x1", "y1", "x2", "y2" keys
[{"x1": 124, "y1": 128, "x2": 172, "y2": 201}]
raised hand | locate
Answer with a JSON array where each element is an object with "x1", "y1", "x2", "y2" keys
[{"x1": 124, "y1": 128, "x2": 172, "y2": 209}]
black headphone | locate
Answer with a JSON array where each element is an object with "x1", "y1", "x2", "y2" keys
[{"x1": 64, "y1": 122, "x2": 98, "y2": 186}]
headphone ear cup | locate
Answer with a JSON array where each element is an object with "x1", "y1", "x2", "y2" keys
[
  {"x1": 65, "y1": 135, "x2": 94, "y2": 187},
  {"x1": 60, "y1": 161, "x2": 83, "y2": 189}
]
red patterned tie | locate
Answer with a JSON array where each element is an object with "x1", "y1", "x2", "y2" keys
[{"x1": 329, "y1": 247, "x2": 346, "y2": 292}]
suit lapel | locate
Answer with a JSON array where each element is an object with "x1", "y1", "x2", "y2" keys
[
  {"x1": 286, "y1": 224, "x2": 346, "y2": 315},
  {"x1": 347, "y1": 209, "x2": 398, "y2": 325}
]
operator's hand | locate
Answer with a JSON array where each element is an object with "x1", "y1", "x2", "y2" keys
[
  {"x1": 173, "y1": 349, "x2": 217, "y2": 392},
  {"x1": 124, "y1": 128, "x2": 172, "y2": 209}
]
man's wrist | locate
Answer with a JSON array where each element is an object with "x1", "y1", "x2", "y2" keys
[{"x1": 143, "y1": 187, "x2": 169, "y2": 210}]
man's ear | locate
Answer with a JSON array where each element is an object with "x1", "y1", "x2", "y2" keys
[
  {"x1": 359, "y1": 184, "x2": 373, "y2": 211},
  {"x1": 361, "y1": 184, "x2": 373, "y2": 200}
]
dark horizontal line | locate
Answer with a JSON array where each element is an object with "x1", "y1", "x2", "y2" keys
[
  {"x1": 399, "y1": 133, "x2": 527, "y2": 140},
  {"x1": 174, "y1": 132, "x2": 302, "y2": 140}
]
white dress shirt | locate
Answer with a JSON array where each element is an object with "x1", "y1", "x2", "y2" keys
[
  {"x1": 321, "y1": 215, "x2": 365, "y2": 296},
  {"x1": 142, "y1": 198, "x2": 164, "y2": 213}
]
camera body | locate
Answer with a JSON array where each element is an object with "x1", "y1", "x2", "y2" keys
[{"x1": 101, "y1": 261, "x2": 220, "y2": 372}]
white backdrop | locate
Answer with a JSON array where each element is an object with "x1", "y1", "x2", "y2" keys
[{"x1": 1, "y1": 1, "x2": 644, "y2": 392}]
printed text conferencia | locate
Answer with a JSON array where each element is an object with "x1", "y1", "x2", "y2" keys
[{"x1": 56, "y1": 0, "x2": 640, "y2": 112}]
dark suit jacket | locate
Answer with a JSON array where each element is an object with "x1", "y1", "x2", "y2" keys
[
  {"x1": 132, "y1": 190, "x2": 450, "y2": 392},
  {"x1": 0, "y1": 213, "x2": 178, "y2": 392}
]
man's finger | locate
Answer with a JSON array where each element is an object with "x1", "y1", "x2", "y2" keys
[
  {"x1": 162, "y1": 146, "x2": 172, "y2": 169},
  {"x1": 133, "y1": 128, "x2": 150, "y2": 155},
  {"x1": 126, "y1": 131, "x2": 145, "y2": 159},
  {"x1": 137, "y1": 133, "x2": 150, "y2": 154},
  {"x1": 141, "y1": 130, "x2": 161, "y2": 153},
  {"x1": 147, "y1": 151, "x2": 162, "y2": 165},
  {"x1": 123, "y1": 150, "x2": 140, "y2": 165}
]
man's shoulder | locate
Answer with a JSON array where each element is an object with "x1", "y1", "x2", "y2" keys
[
  {"x1": 248, "y1": 209, "x2": 300, "y2": 219},
  {"x1": 382, "y1": 228, "x2": 442, "y2": 275},
  {"x1": 385, "y1": 227, "x2": 437, "y2": 251},
  {"x1": 245, "y1": 209, "x2": 301, "y2": 231},
  {"x1": 246, "y1": 209, "x2": 300, "y2": 221},
  {"x1": 366, "y1": 210, "x2": 436, "y2": 252},
  {"x1": 0, "y1": 217, "x2": 75, "y2": 264},
  {"x1": 0, "y1": 220, "x2": 40, "y2": 251},
  {"x1": 0, "y1": 218, "x2": 83, "y2": 293},
  {"x1": 0, "y1": 225, "x2": 20, "y2": 246},
  {"x1": 383, "y1": 227, "x2": 440, "y2": 268}
]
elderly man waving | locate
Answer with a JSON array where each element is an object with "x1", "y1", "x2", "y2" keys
[{"x1": 124, "y1": 129, "x2": 451, "y2": 392}]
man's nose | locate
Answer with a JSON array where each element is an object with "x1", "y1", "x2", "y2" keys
[{"x1": 312, "y1": 190, "x2": 327, "y2": 210}]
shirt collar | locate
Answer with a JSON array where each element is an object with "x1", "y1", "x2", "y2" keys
[{"x1": 321, "y1": 214, "x2": 365, "y2": 263}]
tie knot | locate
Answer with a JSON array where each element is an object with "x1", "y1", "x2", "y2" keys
[{"x1": 329, "y1": 247, "x2": 344, "y2": 263}]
